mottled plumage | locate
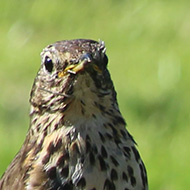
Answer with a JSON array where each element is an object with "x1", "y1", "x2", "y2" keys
[{"x1": 0, "y1": 39, "x2": 148, "y2": 190}]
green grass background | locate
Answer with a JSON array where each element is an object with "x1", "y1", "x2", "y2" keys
[{"x1": 0, "y1": 0, "x2": 190, "y2": 189}]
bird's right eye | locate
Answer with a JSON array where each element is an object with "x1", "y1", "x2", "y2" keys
[{"x1": 44, "y1": 56, "x2": 53, "y2": 73}]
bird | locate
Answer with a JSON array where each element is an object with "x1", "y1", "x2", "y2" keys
[{"x1": 0, "y1": 39, "x2": 148, "y2": 190}]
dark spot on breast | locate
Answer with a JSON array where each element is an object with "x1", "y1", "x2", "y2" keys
[
  {"x1": 103, "y1": 179, "x2": 115, "y2": 190},
  {"x1": 36, "y1": 124, "x2": 41, "y2": 132},
  {"x1": 140, "y1": 162, "x2": 148, "y2": 188},
  {"x1": 99, "y1": 132, "x2": 106, "y2": 143},
  {"x1": 54, "y1": 123, "x2": 59, "y2": 130},
  {"x1": 32, "y1": 118, "x2": 37, "y2": 124},
  {"x1": 54, "y1": 138, "x2": 62, "y2": 151},
  {"x1": 80, "y1": 155, "x2": 85, "y2": 164},
  {"x1": 60, "y1": 166, "x2": 69, "y2": 178},
  {"x1": 101, "y1": 145, "x2": 108, "y2": 158},
  {"x1": 94, "y1": 102, "x2": 105, "y2": 112},
  {"x1": 123, "y1": 146, "x2": 131, "y2": 158},
  {"x1": 43, "y1": 123, "x2": 51, "y2": 132},
  {"x1": 86, "y1": 140, "x2": 91, "y2": 153},
  {"x1": 110, "y1": 168, "x2": 118, "y2": 181},
  {"x1": 60, "y1": 115, "x2": 65, "y2": 125},
  {"x1": 81, "y1": 106, "x2": 85, "y2": 115},
  {"x1": 57, "y1": 155, "x2": 65, "y2": 166},
  {"x1": 110, "y1": 156, "x2": 119, "y2": 167},
  {"x1": 59, "y1": 104, "x2": 69, "y2": 113},
  {"x1": 63, "y1": 152, "x2": 70, "y2": 160},
  {"x1": 86, "y1": 134, "x2": 91, "y2": 141},
  {"x1": 106, "y1": 133, "x2": 113, "y2": 140},
  {"x1": 89, "y1": 152, "x2": 95, "y2": 165},
  {"x1": 47, "y1": 167, "x2": 56, "y2": 179},
  {"x1": 42, "y1": 153, "x2": 50, "y2": 165},
  {"x1": 62, "y1": 182, "x2": 73, "y2": 190},
  {"x1": 92, "y1": 114, "x2": 97, "y2": 119},
  {"x1": 131, "y1": 146, "x2": 140, "y2": 162},
  {"x1": 114, "y1": 138, "x2": 122, "y2": 146},
  {"x1": 80, "y1": 100, "x2": 85, "y2": 105},
  {"x1": 43, "y1": 130, "x2": 47, "y2": 137},
  {"x1": 77, "y1": 177, "x2": 86, "y2": 188},
  {"x1": 127, "y1": 132, "x2": 136, "y2": 144},
  {"x1": 104, "y1": 110, "x2": 112, "y2": 116},
  {"x1": 127, "y1": 165, "x2": 134, "y2": 176},
  {"x1": 108, "y1": 123, "x2": 118, "y2": 136},
  {"x1": 130, "y1": 176, "x2": 136, "y2": 187},
  {"x1": 47, "y1": 142, "x2": 54, "y2": 155},
  {"x1": 33, "y1": 141, "x2": 43, "y2": 155},
  {"x1": 114, "y1": 116, "x2": 126, "y2": 125},
  {"x1": 120, "y1": 129, "x2": 127, "y2": 139},
  {"x1": 122, "y1": 172, "x2": 128, "y2": 182},
  {"x1": 92, "y1": 145, "x2": 98, "y2": 154},
  {"x1": 98, "y1": 155, "x2": 107, "y2": 171}
]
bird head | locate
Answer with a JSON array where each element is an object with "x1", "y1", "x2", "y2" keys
[{"x1": 30, "y1": 39, "x2": 116, "y2": 114}]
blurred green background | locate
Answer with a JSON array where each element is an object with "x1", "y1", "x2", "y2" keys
[{"x1": 0, "y1": 0, "x2": 189, "y2": 189}]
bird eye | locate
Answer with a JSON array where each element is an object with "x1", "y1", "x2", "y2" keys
[{"x1": 44, "y1": 56, "x2": 53, "y2": 73}]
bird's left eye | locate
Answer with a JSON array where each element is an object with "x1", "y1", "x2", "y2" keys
[
  {"x1": 103, "y1": 55, "x2": 108, "y2": 67},
  {"x1": 44, "y1": 56, "x2": 53, "y2": 73}
]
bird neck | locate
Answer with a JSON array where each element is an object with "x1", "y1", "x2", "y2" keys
[{"x1": 29, "y1": 88, "x2": 122, "y2": 138}]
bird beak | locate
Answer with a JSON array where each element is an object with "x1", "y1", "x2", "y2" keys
[{"x1": 58, "y1": 53, "x2": 102, "y2": 78}]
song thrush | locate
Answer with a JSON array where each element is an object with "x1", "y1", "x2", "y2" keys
[{"x1": 0, "y1": 39, "x2": 148, "y2": 190}]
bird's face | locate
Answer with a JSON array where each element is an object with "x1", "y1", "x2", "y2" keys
[{"x1": 30, "y1": 39, "x2": 114, "y2": 111}]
